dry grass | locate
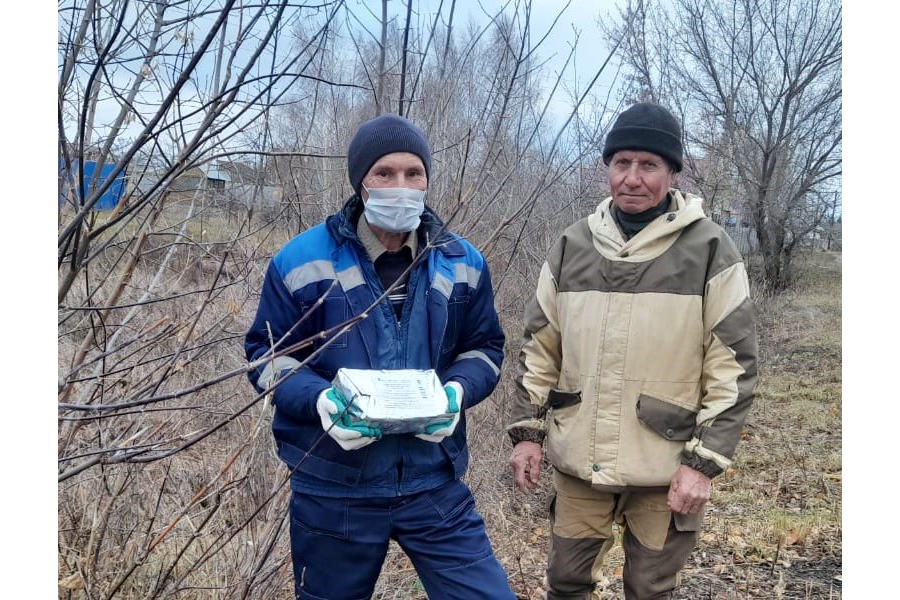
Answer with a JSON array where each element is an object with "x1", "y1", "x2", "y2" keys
[{"x1": 58, "y1": 195, "x2": 841, "y2": 600}]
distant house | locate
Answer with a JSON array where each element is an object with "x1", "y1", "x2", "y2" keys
[
  {"x1": 128, "y1": 163, "x2": 231, "y2": 198},
  {"x1": 217, "y1": 160, "x2": 283, "y2": 208},
  {"x1": 202, "y1": 164, "x2": 229, "y2": 191},
  {"x1": 167, "y1": 165, "x2": 229, "y2": 193},
  {"x1": 124, "y1": 160, "x2": 283, "y2": 208},
  {"x1": 217, "y1": 160, "x2": 261, "y2": 184}
]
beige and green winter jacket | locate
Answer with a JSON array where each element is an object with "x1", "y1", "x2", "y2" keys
[{"x1": 507, "y1": 190, "x2": 757, "y2": 490}]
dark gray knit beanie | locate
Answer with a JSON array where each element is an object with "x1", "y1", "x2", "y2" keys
[
  {"x1": 602, "y1": 103, "x2": 683, "y2": 172},
  {"x1": 347, "y1": 114, "x2": 432, "y2": 194}
]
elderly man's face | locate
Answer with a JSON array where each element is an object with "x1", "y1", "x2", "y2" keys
[
  {"x1": 608, "y1": 150, "x2": 677, "y2": 214},
  {"x1": 361, "y1": 152, "x2": 427, "y2": 199}
]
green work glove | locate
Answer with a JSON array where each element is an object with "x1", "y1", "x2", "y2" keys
[
  {"x1": 415, "y1": 382, "x2": 462, "y2": 443},
  {"x1": 316, "y1": 386, "x2": 382, "y2": 450}
]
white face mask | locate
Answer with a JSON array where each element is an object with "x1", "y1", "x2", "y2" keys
[{"x1": 362, "y1": 186, "x2": 426, "y2": 233}]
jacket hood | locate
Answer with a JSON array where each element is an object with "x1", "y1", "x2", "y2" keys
[{"x1": 588, "y1": 189, "x2": 706, "y2": 260}]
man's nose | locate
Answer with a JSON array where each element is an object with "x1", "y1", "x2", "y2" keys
[{"x1": 623, "y1": 164, "x2": 641, "y2": 186}]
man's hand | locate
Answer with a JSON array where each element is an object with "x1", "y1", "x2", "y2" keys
[
  {"x1": 416, "y1": 382, "x2": 462, "y2": 443},
  {"x1": 316, "y1": 387, "x2": 382, "y2": 451},
  {"x1": 667, "y1": 464, "x2": 711, "y2": 515},
  {"x1": 509, "y1": 441, "x2": 543, "y2": 492}
]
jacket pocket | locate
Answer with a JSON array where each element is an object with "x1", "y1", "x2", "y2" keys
[
  {"x1": 548, "y1": 389, "x2": 582, "y2": 435},
  {"x1": 440, "y1": 293, "x2": 470, "y2": 355},
  {"x1": 635, "y1": 394, "x2": 695, "y2": 441},
  {"x1": 320, "y1": 297, "x2": 350, "y2": 348},
  {"x1": 298, "y1": 297, "x2": 350, "y2": 350},
  {"x1": 548, "y1": 388, "x2": 582, "y2": 410}
]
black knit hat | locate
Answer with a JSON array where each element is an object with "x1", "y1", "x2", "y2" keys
[
  {"x1": 602, "y1": 103, "x2": 683, "y2": 172},
  {"x1": 347, "y1": 114, "x2": 432, "y2": 194}
]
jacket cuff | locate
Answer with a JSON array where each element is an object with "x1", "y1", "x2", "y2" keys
[
  {"x1": 507, "y1": 426, "x2": 545, "y2": 446},
  {"x1": 681, "y1": 451, "x2": 724, "y2": 478}
]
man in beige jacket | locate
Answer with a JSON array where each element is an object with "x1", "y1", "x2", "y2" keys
[{"x1": 507, "y1": 103, "x2": 758, "y2": 599}]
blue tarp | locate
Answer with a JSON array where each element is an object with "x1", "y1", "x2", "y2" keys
[{"x1": 59, "y1": 160, "x2": 127, "y2": 211}]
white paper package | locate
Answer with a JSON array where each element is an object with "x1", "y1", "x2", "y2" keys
[{"x1": 332, "y1": 368, "x2": 452, "y2": 434}]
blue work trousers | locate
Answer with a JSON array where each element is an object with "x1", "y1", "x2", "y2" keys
[{"x1": 289, "y1": 479, "x2": 516, "y2": 600}]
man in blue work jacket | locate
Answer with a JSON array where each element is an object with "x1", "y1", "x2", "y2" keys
[{"x1": 245, "y1": 114, "x2": 516, "y2": 600}]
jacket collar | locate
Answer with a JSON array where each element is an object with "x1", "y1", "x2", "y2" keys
[
  {"x1": 589, "y1": 189, "x2": 707, "y2": 259},
  {"x1": 356, "y1": 214, "x2": 418, "y2": 261}
]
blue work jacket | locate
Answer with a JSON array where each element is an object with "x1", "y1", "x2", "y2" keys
[{"x1": 245, "y1": 195, "x2": 505, "y2": 497}]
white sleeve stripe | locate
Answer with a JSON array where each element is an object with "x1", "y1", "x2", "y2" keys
[
  {"x1": 284, "y1": 260, "x2": 336, "y2": 293},
  {"x1": 258, "y1": 356, "x2": 303, "y2": 388},
  {"x1": 454, "y1": 350, "x2": 500, "y2": 377}
]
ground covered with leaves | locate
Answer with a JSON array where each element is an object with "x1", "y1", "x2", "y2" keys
[{"x1": 477, "y1": 252, "x2": 843, "y2": 600}]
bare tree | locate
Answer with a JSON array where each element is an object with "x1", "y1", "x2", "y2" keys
[
  {"x1": 612, "y1": 0, "x2": 842, "y2": 290},
  {"x1": 58, "y1": 1, "x2": 628, "y2": 597},
  {"x1": 58, "y1": 2, "x2": 352, "y2": 597}
]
